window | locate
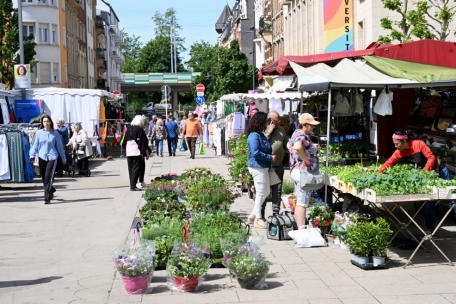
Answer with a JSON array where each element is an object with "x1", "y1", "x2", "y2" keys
[
  {"x1": 30, "y1": 65, "x2": 37, "y2": 83},
  {"x1": 63, "y1": 27, "x2": 66, "y2": 46},
  {"x1": 52, "y1": 25, "x2": 57, "y2": 44},
  {"x1": 23, "y1": 25, "x2": 34, "y2": 38},
  {"x1": 39, "y1": 26, "x2": 48, "y2": 43},
  {"x1": 40, "y1": 62, "x2": 51, "y2": 83},
  {"x1": 52, "y1": 63, "x2": 59, "y2": 82},
  {"x1": 62, "y1": 0, "x2": 65, "y2": 10}
]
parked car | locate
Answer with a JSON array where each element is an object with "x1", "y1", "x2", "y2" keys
[{"x1": 142, "y1": 102, "x2": 154, "y2": 112}]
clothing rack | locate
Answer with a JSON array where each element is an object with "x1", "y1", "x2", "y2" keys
[{"x1": 90, "y1": 119, "x2": 129, "y2": 158}]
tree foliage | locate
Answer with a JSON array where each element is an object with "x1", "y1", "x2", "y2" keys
[
  {"x1": 152, "y1": 8, "x2": 185, "y2": 53},
  {"x1": 213, "y1": 39, "x2": 256, "y2": 100},
  {"x1": 120, "y1": 30, "x2": 142, "y2": 73},
  {"x1": 187, "y1": 41, "x2": 219, "y2": 101},
  {"x1": 415, "y1": 0, "x2": 456, "y2": 40},
  {"x1": 0, "y1": 2, "x2": 37, "y2": 89}
]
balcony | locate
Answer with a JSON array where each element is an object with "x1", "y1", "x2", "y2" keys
[
  {"x1": 110, "y1": 50, "x2": 125, "y2": 64},
  {"x1": 109, "y1": 26, "x2": 124, "y2": 45},
  {"x1": 278, "y1": 0, "x2": 292, "y2": 7},
  {"x1": 110, "y1": 72, "x2": 123, "y2": 81},
  {"x1": 95, "y1": 17, "x2": 104, "y2": 28}
]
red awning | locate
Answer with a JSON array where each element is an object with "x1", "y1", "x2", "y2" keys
[{"x1": 260, "y1": 40, "x2": 456, "y2": 79}]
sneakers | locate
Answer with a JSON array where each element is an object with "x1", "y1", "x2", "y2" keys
[
  {"x1": 136, "y1": 183, "x2": 143, "y2": 189},
  {"x1": 173, "y1": 152, "x2": 176, "y2": 156}
]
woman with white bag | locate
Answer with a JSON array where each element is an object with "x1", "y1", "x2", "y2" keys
[{"x1": 287, "y1": 113, "x2": 320, "y2": 228}]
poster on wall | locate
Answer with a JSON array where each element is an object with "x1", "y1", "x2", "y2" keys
[
  {"x1": 14, "y1": 64, "x2": 32, "y2": 89},
  {"x1": 324, "y1": 0, "x2": 354, "y2": 53},
  {"x1": 14, "y1": 100, "x2": 41, "y2": 123}
]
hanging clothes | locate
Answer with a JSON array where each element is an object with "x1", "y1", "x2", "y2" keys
[
  {"x1": 6, "y1": 132, "x2": 25, "y2": 183},
  {"x1": 0, "y1": 134, "x2": 11, "y2": 180},
  {"x1": 248, "y1": 101, "x2": 256, "y2": 118},
  {"x1": 225, "y1": 103, "x2": 235, "y2": 116},
  {"x1": 100, "y1": 101, "x2": 106, "y2": 124},
  {"x1": 0, "y1": 98, "x2": 10, "y2": 124},
  {"x1": 269, "y1": 98, "x2": 283, "y2": 116},
  {"x1": 22, "y1": 133, "x2": 35, "y2": 182}
]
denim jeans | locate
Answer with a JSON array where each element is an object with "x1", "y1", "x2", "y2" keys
[
  {"x1": 248, "y1": 166, "x2": 270, "y2": 219},
  {"x1": 425, "y1": 166, "x2": 450, "y2": 230},
  {"x1": 167, "y1": 137, "x2": 177, "y2": 155},
  {"x1": 155, "y1": 139, "x2": 163, "y2": 155},
  {"x1": 261, "y1": 165, "x2": 284, "y2": 219}
]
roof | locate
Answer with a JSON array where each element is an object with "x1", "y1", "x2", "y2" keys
[
  {"x1": 215, "y1": 4, "x2": 232, "y2": 34},
  {"x1": 261, "y1": 40, "x2": 456, "y2": 78},
  {"x1": 291, "y1": 59, "x2": 456, "y2": 92}
]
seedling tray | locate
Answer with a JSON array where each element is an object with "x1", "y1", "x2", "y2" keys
[{"x1": 364, "y1": 187, "x2": 438, "y2": 203}]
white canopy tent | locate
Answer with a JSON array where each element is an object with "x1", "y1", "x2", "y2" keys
[
  {"x1": 7, "y1": 88, "x2": 117, "y2": 131},
  {"x1": 290, "y1": 58, "x2": 456, "y2": 204}
]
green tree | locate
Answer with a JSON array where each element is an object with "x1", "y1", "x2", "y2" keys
[
  {"x1": 378, "y1": 0, "x2": 432, "y2": 43},
  {"x1": 120, "y1": 30, "x2": 142, "y2": 73},
  {"x1": 187, "y1": 41, "x2": 219, "y2": 101},
  {"x1": 152, "y1": 8, "x2": 185, "y2": 52},
  {"x1": 0, "y1": 2, "x2": 36, "y2": 89},
  {"x1": 213, "y1": 39, "x2": 256, "y2": 100},
  {"x1": 414, "y1": 0, "x2": 456, "y2": 40}
]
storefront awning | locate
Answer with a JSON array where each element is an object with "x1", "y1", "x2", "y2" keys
[{"x1": 364, "y1": 56, "x2": 456, "y2": 83}]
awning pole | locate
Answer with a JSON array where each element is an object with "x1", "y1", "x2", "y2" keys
[
  {"x1": 324, "y1": 88, "x2": 332, "y2": 209},
  {"x1": 300, "y1": 91, "x2": 303, "y2": 114}
]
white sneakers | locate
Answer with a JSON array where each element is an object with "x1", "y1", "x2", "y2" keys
[{"x1": 136, "y1": 182, "x2": 147, "y2": 189}]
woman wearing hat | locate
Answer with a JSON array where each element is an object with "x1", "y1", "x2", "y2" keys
[
  {"x1": 379, "y1": 130, "x2": 451, "y2": 234},
  {"x1": 288, "y1": 113, "x2": 320, "y2": 228},
  {"x1": 68, "y1": 123, "x2": 93, "y2": 176}
]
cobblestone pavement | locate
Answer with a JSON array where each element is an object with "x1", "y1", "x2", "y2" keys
[{"x1": 1, "y1": 146, "x2": 456, "y2": 304}]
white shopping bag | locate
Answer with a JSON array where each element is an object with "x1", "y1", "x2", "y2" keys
[
  {"x1": 334, "y1": 92, "x2": 352, "y2": 116},
  {"x1": 288, "y1": 226, "x2": 327, "y2": 248},
  {"x1": 373, "y1": 88, "x2": 393, "y2": 116},
  {"x1": 353, "y1": 92, "x2": 364, "y2": 114}
]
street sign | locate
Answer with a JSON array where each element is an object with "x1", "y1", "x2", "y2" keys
[
  {"x1": 196, "y1": 83, "x2": 205, "y2": 92},
  {"x1": 196, "y1": 96, "x2": 205, "y2": 105},
  {"x1": 113, "y1": 90, "x2": 121, "y2": 96},
  {"x1": 197, "y1": 92, "x2": 204, "y2": 97},
  {"x1": 161, "y1": 85, "x2": 171, "y2": 95}
]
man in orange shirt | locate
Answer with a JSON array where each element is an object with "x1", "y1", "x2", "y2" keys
[{"x1": 181, "y1": 112, "x2": 201, "y2": 159}]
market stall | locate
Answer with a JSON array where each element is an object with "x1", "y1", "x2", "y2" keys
[{"x1": 291, "y1": 57, "x2": 456, "y2": 267}]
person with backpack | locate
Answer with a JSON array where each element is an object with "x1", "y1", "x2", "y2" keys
[
  {"x1": 165, "y1": 116, "x2": 179, "y2": 156},
  {"x1": 152, "y1": 119, "x2": 168, "y2": 157}
]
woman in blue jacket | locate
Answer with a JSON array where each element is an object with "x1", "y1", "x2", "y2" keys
[
  {"x1": 246, "y1": 112, "x2": 276, "y2": 228},
  {"x1": 29, "y1": 114, "x2": 67, "y2": 204}
]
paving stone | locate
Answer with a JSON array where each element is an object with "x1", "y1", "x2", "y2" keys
[{"x1": 374, "y1": 294, "x2": 452, "y2": 304}]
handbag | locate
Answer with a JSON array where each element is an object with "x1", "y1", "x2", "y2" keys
[
  {"x1": 291, "y1": 159, "x2": 327, "y2": 191},
  {"x1": 268, "y1": 168, "x2": 281, "y2": 186},
  {"x1": 266, "y1": 211, "x2": 297, "y2": 241},
  {"x1": 288, "y1": 225, "x2": 327, "y2": 248},
  {"x1": 77, "y1": 145, "x2": 85, "y2": 155}
]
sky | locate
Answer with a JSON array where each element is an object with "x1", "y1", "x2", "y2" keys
[{"x1": 106, "y1": 0, "x2": 234, "y2": 64}]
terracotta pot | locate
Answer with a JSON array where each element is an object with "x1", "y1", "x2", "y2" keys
[
  {"x1": 121, "y1": 274, "x2": 150, "y2": 294},
  {"x1": 174, "y1": 275, "x2": 200, "y2": 292}
]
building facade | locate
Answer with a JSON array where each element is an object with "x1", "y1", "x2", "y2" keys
[{"x1": 95, "y1": 0, "x2": 124, "y2": 93}]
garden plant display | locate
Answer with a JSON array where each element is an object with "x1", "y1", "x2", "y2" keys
[
  {"x1": 228, "y1": 134, "x2": 253, "y2": 184},
  {"x1": 222, "y1": 242, "x2": 269, "y2": 289},
  {"x1": 308, "y1": 206, "x2": 335, "y2": 234}
]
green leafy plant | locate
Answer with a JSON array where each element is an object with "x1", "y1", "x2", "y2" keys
[
  {"x1": 222, "y1": 243, "x2": 269, "y2": 279},
  {"x1": 228, "y1": 134, "x2": 253, "y2": 184},
  {"x1": 167, "y1": 242, "x2": 214, "y2": 279},
  {"x1": 371, "y1": 218, "x2": 393, "y2": 258},
  {"x1": 282, "y1": 179, "x2": 295, "y2": 195},
  {"x1": 191, "y1": 212, "x2": 247, "y2": 259},
  {"x1": 308, "y1": 206, "x2": 335, "y2": 234},
  {"x1": 139, "y1": 197, "x2": 187, "y2": 226}
]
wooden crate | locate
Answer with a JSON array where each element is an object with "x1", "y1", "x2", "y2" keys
[
  {"x1": 329, "y1": 176, "x2": 338, "y2": 187},
  {"x1": 337, "y1": 180, "x2": 347, "y2": 193},
  {"x1": 364, "y1": 187, "x2": 438, "y2": 203},
  {"x1": 347, "y1": 182, "x2": 364, "y2": 200}
]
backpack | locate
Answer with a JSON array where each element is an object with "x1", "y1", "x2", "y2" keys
[
  {"x1": 266, "y1": 211, "x2": 298, "y2": 241},
  {"x1": 153, "y1": 126, "x2": 167, "y2": 140}
]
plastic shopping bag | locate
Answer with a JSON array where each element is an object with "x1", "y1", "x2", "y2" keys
[
  {"x1": 288, "y1": 226, "x2": 327, "y2": 248},
  {"x1": 353, "y1": 91, "x2": 364, "y2": 114},
  {"x1": 199, "y1": 143, "x2": 205, "y2": 155},
  {"x1": 333, "y1": 92, "x2": 352, "y2": 116},
  {"x1": 373, "y1": 88, "x2": 393, "y2": 116}
]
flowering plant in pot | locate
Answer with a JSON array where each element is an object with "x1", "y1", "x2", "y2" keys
[
  {"x1": 166, "y1": 227, "x2": 214, "y2": 292},
  {"x1": 223, "y1": 242, "x2": 269, "y2": 289},
  {"x1": 112, "y1": 228, "x2": 156, "y2": 294},
  {"x1": 308, "y1": 206, "x2": 334, "y2": 235}
]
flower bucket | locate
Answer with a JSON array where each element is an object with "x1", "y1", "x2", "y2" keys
[
  {"x1": 121, "y1": 274, "x2": 150, "y2": 294},
  {"x1": 174, "y1": 275, "x2": 200, "y2": 292},
  {"x1": 237, "y1": 276, "x2": 264, "y2": 289}
]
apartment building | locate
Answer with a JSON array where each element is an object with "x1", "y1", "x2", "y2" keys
[
  {"x1": 95, "y1": 0, "x2": 124, "y2": 93},
  {"x1": 215, "y1": 0, "x2": 255, "y2": 65}
]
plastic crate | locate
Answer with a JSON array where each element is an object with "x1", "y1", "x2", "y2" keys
[
  {"x1": 364, "y1": 187, "x2": 438, "y2": 203},
  {"x1": 329, "y1": 176, "x2": 338, "y2": 187},
  {"x1": 337, "y1": 180, "x2": 347, "y2": 193},
  {"x1": 438, "y1": 187, "x2": 456, "y2": 200}
]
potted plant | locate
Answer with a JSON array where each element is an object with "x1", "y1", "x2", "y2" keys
[
  {"x1": 112, "y1": 240, "x2": 155, "y2": 294},
  {"x1": 281, "y1": 179, "x2": 295, "y2": 211},
  {"x1": 308, "y1": 206, "x2": 334, "y2": 235},
  {"x1": 228, "y1": 134, "x2": 253, "y2": 185},
  {"x1": 370, "y1": 218, "x2": 392, "y2": 265},
  {"x1": 223, "y1": 242, "x2": 269, "y2": 289},
  {"x1": 167, "y1": 238, "x2": 214, "y2": 292}
]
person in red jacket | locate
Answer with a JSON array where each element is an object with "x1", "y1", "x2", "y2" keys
[{"x1": 379, "y1": 130, "x2": 451, "y2": 234}]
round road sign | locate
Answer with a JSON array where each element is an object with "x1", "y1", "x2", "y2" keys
[{"x1": 196, "y1": 84, "x2": 205, "y2": 92}]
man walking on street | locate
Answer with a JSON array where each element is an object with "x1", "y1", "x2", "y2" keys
[
  {"x1": 181, "y1": 112, "x2": 201, "y2": 159},
  {"x1": 261, "y1": 111, "x2": 289, "y2": 218},
  {"x1": 165, "y1": 115, "x2": 179, "y2": 156},
  {"x1": 147, "y1": 115, "x2": 157, "y2": 152}
]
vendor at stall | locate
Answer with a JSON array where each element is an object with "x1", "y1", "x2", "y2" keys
[{"x1": 379, "y1": 130, "x2": 451, "y2": 234}]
